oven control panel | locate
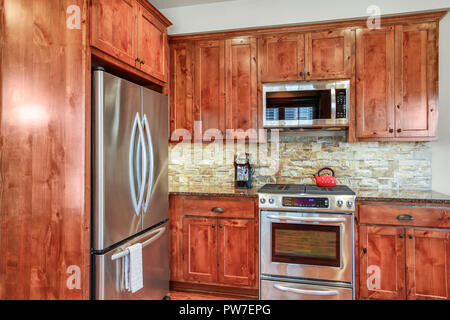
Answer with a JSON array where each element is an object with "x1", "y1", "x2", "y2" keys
[{"x1": 282, "y1": 197, "x2": 329, "y2": 208}]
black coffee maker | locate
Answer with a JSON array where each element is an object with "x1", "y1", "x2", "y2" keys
[{"x1": 234, "y1": 153, "x2": 252, "y2": 189}]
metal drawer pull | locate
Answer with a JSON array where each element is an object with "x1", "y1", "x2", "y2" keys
[
  {"x1": 111, "y1": 227, "x2": 166, "y2": 261},
  {"x1": 397, "y1": 214, "x2": 414, "y2": 221},
  {"x1": 212, "y1": 207, "x2": 225, "y2": 213},
  {"x1": 273, "y1": 284, "x2": 339, "y2": 296},
  {"x1": 267, "y1": 215, "x2": 346, "y2": 223}
]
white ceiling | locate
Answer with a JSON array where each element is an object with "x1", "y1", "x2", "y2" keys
[{"x1": 149, "y1": 0, "x2": 235, "y2": 9}]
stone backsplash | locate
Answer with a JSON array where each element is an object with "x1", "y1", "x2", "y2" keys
[{"x1": 169, "y1": 134, "x2": 432, "y2": 190}]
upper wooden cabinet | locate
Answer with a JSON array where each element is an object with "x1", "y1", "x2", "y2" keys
[
  {"x1": 259, "y1": 33, "x2": 305, "y2": 81},
  {"x1": 259, "y1": 29, "x2": 354, "y2": 82},
  {"x1": 91, "y1": 0, "x2": 138, "y2": 67},
  {"x1": 356, "y1": 22, "x2": 438, "y2": 141},
  {"x1": 356, "y1": 26, "x2": 395, "y2": 139},
  {"x1": 136, "y1": 4, "x2": 168, "y2": 82},
  {"x1": 394, "y1": 23, "x2": 438, "y2": 138},
  {"x1": 90, "y1": 0, "x2": 171, "y2": 83},
  {"x1": 193, "y1": 40, "x2": 226, "y2": 141},
  {"x1": 305, "y1": 29, "x2": 355, "y2": 80},
  {"x1": 225, "y1": 37, "x2": 258, "y2": 140},
  {"x1": 170, "y1": 42, "x2": 194, "y2": 142}
]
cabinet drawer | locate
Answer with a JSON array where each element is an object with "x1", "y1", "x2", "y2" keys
[
  {"x1": 359, "y1": 204, "x2": 450, "y2": 228},
  {"x1": 182, "y1": 198, "x2": 256, "y2": 219}
]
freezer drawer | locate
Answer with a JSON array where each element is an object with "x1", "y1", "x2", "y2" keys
[
  {"x1": 93, "y1": 223, "x2": 169, "y2": 300},
  {"x1": 260, "y1": 279, "x2": 353, "y2": 300}
]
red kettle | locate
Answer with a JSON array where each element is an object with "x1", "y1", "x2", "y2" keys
[{"x1": 314, "y1": 168, "x2": 337, "y2": 188}]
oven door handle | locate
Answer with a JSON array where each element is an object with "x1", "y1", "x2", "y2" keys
[
  {"x1": 267, "y1": 215, "x2": 346, "y2": 223},
  {"x1": 273, "y1": 284, "x2": 339, "y2": 296}
]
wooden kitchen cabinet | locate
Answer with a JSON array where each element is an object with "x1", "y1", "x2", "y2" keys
[
  {"x1": 90, "y1": 0, "x2": 138, "y2": 67},
  {"x1": 169, "y1": 42, "x2": 194, "y2": 142},
  {"x1": 394, "y1": 23, "x2": 438, "y2": 139},
  {"x1": 136, "y1": 3, "x2": 169, "y2": 82},
  {"x1": 406, "y1": 229, "x2": 450, "y2": 300},
  {"x1": 359, "y1": 226, "x2": 406, "y2": 300},
  {"x1": 193, "y1": 40, "x2": 226, "y2": 141},
  {"x1": 259, "y1": 29, "x2": 354, "y2": 82},
  {"x1": 259, "y1": 33, "x2": 305, "y2": 82},
  {"x1": 305, "y1": 29, "x2": 354, "y2": 80},
  {"x1": 170, "y1": 195, "x2": 259, "y2": 297},
  {"x1": 225, "y1": 37, "x2": 258, "y2": 140},
  {"x1": 358, "y1": 202, "x2": 450, "y2": 300},
  {"x1": 90, "y1": 0, "x2": 171, "y2": 83},
  {"x1": 356, "y1": 26, "x2": 395, "y2": 139},
  {"x1": 356, "y1": 22, "x2": 438, "y2": 141},
  {"x1": 183, "y1": 217, "x2": 218, "y2": 283}
]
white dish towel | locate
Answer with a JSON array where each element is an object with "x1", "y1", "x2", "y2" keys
[{"x1": 127, "y1": 243, "x2": 144, "y2": 293}]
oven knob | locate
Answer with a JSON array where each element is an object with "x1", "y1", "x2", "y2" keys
[
  {"x1": 269, "y1": 198, "x2": 275, "y2": 204},
  {"x1": 337, "y1": 200, "x2": 344, "y2": 207},
  {"x1": 260, "y1": 198, "x2": 266, "y2": 204},
  {"x1": 346, "y1": 201, "x2": 354, "y2": 208}
]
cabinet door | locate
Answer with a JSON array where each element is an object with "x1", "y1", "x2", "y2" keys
[
  {"x1": 259, "y1": 33, "x2": 305, "y2": 82},
  {"x1": 137, "y1": 4, "x2": 168, "y2": 82},
  {"x1": 193, "y1": 40, "x2": 226, "y2": 141},
  {"x1": 356, "y1": 27, "x2": 395, "y2": 139},
  {"x1": 225, "y1": 37, "x2": 258, "y2": 140},
  {"x1": 305, "y1": 29, "x2": 354, "y2": 80},
  {"x1": 170, "y1": 42, "x2": 194, "y2": 142},
  {"x1": 218, "y1": 219, "x2": 256, "y2": 287},
  {"x1": 394, "y1": 23, "x2": 438, "y2": 138},
  {"x1": 359, "y1": 226, "x2": 406, "y2": 300},
  {"x1": 91, "y1": 0, "x2": 137, "y2": 66},
  {"x1": 183, "y1": 217, "x2": 218, "y2": 283},
  {"x1": 406, "y1": 229, "x2": 450, "y2": 300}
]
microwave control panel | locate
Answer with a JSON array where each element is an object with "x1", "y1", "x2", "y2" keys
[{"x1": 336, "y1": 89, "x2": 347, "y2": 119}]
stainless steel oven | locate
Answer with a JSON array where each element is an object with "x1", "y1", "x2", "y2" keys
[
  {"x1": 258, "y1": 184, "x2": 356, "y2": 300},
  {"x1": 263, "y1": 80, "x2": 350, "y2": 128},
  {"x1": 260, "y1": 210, "x2": 354, "y2": 283}
]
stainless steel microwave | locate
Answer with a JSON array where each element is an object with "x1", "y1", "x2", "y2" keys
[{"x1": 263, "y1": 80, "x2": 350, "y2": 128}]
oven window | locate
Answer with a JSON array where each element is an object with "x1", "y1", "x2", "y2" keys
[
  {"x1": 266, "y1": 90, "x2": 332, "y2": 121},
  {"x1": 271, "y1": 223, "x2": 341, "y2": 267}
]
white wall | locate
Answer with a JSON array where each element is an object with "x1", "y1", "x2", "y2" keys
[
  {"x1": 432, "y1": 14, "x2": 450, "y2": 194},
  {"x1": 160, "y1": 0, "x2": 450, "y2": 35},
  {"x1": 160, "y1": 0, "x2": 450, "y2": 194}
]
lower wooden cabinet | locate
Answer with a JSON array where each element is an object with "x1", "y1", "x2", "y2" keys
[
  {"x1": 170, "y1": 195, "x2": 259, "y2": 296},
  {"x1": 358, "y1": 203, "x2": 450, "y2": 300}
]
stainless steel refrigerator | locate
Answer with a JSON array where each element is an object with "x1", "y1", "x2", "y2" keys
[{"x1": 91, "y1": 68, "x2": 169, "y2": 300}]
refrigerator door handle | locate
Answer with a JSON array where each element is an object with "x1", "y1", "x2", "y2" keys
[
  {"x1": 111, "y1": 226, "x2": 166, "y2": 261},
  {"x1": 142, "y1": 114, "x2": 154, "y2": 213},
  {"x1": 129, "y1": 113, "x2": 147, "y2": 215}
]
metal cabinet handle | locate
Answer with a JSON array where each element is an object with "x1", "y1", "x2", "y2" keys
[
  {"x1": 409, "y1": 234, "x2": 413, "y2": 239},
  {"x1": 273, "y1": 284, "x2": 338, "y2": 296},
  {"x1": 141, "y1": 60, "x2": 145, "y2": 65},
  {"x1": 299, "y1": 72, "x2": 303, "y2": 77},
  {"x1": 212, "y1": 224, "x2": 216, "y2": 229},
  {"x1": 307, "y1": 72, "x2": 311, "y2": 76},
  {"x1": 212, "y1": 207, "x2": 225, "y2": 213},
  {"x1": 363, "y1": 248, "x2": 367, "y2": 254},
  {"x1": 399, "y1": 234, "x2": 404, "y2": 239},
  {"x1": 397, "y1": 214, "x2": 414, "y2": 221},
  {"x1": 136, "y1": 58, "x2": 141, "y2": 63}
]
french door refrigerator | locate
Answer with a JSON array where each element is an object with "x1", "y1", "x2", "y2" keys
[{"x1": 91, "y1": 68, "x2": 169, "y2": 300}]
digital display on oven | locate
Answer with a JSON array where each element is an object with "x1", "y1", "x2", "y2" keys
[{"x1": 282, "y1": 197, "x2": 329, "y2": 208}]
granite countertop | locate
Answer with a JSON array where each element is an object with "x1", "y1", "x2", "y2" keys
[{"x1": 169, "y1": 185, "x2": 450, "y2": 204}]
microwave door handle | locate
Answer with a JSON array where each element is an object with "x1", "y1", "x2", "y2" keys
[
  {"x1": 267, "y1": 215, "x2": 346, "y2": 223},
  {"x1": 273, "y1": 284, "x2": 339, "y2": 296}
]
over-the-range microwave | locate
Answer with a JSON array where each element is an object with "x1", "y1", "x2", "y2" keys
[{"x1": 263, "y1": 80, "x2": 350, "y2": 128}]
